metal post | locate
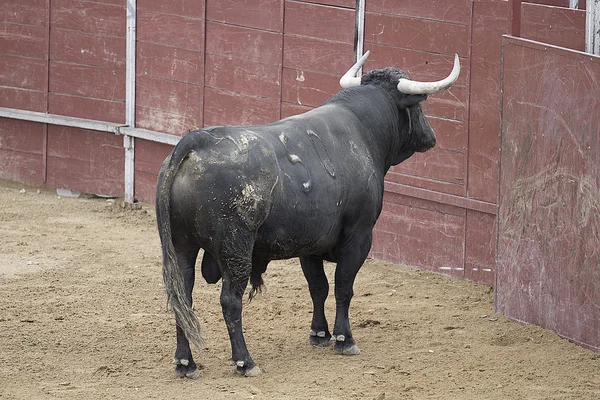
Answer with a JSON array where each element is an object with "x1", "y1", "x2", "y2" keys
[
  {"x1": 355, "y1": 0, "x2": 366, "y2": 73},
  {"x1": 570, "y1": 0, "x2": 579, "y2": 9},
  {"x1": 125, "y1": 0, "x2": 136, "y2": 203},
  {"x1": 586, "y1": 0, "x2": 600, "y2": 55}
]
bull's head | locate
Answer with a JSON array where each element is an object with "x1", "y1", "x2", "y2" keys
[{"x1": 339, "y1": 51, "x2": 460, "y2": 158}]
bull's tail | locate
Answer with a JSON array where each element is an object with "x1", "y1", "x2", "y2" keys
[{"x1": 156, "y1": 131, "x2": 206, "y2": 349}]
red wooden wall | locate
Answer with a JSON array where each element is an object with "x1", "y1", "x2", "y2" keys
[
  {"x1": 0, "y1": 0, "x2": 589, "y2": 288},
  {"x1": 497, "y1": 36, "x2": 600, "y2": 351}
]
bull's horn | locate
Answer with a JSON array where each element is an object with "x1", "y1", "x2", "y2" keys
[
  {"x1": 397, "y1": 54, "x2": 460, "y2": 95},
  {"x1": 339, "y1": 51, "x2": 370, "y2": 88}
]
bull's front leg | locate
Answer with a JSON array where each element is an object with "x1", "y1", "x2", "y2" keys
[
  {"x1": 300, "y1": 256, "x2": 332, "y2": 346},
  {"x1": 331, "y1": 232, "x2": 372, "y2": 355}
]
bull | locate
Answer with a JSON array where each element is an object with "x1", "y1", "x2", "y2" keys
[{"x1": 156, "y1": 51, "x2": 460, "y2": 378}]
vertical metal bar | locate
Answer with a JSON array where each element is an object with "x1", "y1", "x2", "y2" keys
[
  {"x1": 586, "y1": 0, "x2": 600, "y2": 55},
  {"x1": 355, "y1": 0, "x2": 366, "y2": 75},
  {"x1": 43, "y1": 0, "x2": 51, "y2": 183},
  {"x1": 125, "y1": 0, "x2": 136, "y2": 203},
  {"x1": 511, "y1": 0, "x2": 522, "y2": 37},
  {"x1": 570, "y1": 0, "x2": 579, "y2": 9}
]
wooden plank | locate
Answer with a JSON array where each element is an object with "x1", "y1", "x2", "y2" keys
[
  {"x1": 1, "y1": 0, "x2": 46, "y2": 25},
  {"x1": 422, "y1": 88, "x2": 467, "y2": 122},
  {"x1": 284, "y1": 1, "x2": 354, "y2": 43},
  {"x1": 137, "y1": 8, "x2": 204, "y2": 52},
  {"x1": 465, "y1": 210, "x2": 496, "y2": 285},
  {"x1": 366, "y1": 0, "x2": 472, "y2": 25},
  {"x1": 135, "y1": 106, "x2": 202, "y2": 136},
  {"x1": 364, "y1": 12, "x2": 470, "y2": 56},
  {"x1": 50, "y1": 29, "x2": 125, "y2": 68},
  {"x1": 203, "y1": 87, "x2": 280, "y2": 127},
  {"x1": 51, "y1": 0, "x2": 125, "y2": 37},
  {"x1": 291, "y1": 0, "x2": 355, "y2": 8},
  {"x1": 133, "y1": 139, "x2": 174, "y2": 203},
  {"x1": 283, "y1": 35, "x2": 354, "y2": 75},
  {"x1": 468, "y1": 0, "x2": 510, "y2": 204},
  {"x1": 281, "y1": 68, "x2": 340, "y2": 108},
  {"x1": 45, "y1": 126, "x2": 124, "y2": 196},
  {"x1": 427, "y1": 117, "x2": 468, "y2": 153},
  {"x1": 0, "y1": 22, "x2": 48, "y2": 58},
  {"x1": 0, "y1": 55, "x2": 47, "y2": 90},
  {"x1": 207, "y1": 0, "x2": 283, "y2": 32},
  {"x1": 137, "y1": 0, "x2": 205, "y2": 18},
  {"x1": 136, "y1": 75, "x2": 203, "y2": 120},
  {"x1": 205, "y1": 53, "x2": 281, "y2": 100},
  {"x1": 49, "y1": 61, "x2": 126, "y2": 101},
  {"x1": 205, "y1": 21, "x2": 282, "y2": 65},
  {"x1": 48, "y1": 93, "x2": 125, "y2": 124},
  {"x1": 0, "y1": 87, "x2": 46, "y2": 112},
  {"x1": 136, "y1": 43, "x2": 203, "y2": 85},
  {"x1": 371, "y1": 191, "x2": 466, "y2": 276},
  {"x1": 522, "y1": 3, "x2": 586, "y2": 51}
]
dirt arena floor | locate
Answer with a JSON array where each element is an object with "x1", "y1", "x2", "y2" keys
[{"x1": 0, "y1": 180, "x2": 598, "y2": 399}]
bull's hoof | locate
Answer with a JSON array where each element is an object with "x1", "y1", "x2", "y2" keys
[
  {"x1": 331, "y1": 335, "x2": 361, "y2": 355},
  {"x1": 173, "y1": 358, "x2": 201, "y2": 379},
  {"x1": 235, "y1": 363, "x2": 262, "y2": 377},
  {"x1": 309, "y1": 329, "x2": 332, "y2": 347}
]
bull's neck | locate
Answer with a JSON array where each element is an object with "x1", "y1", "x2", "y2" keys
[{"x1": 328, "y1": 86, "x2": 402, "y2": 172}]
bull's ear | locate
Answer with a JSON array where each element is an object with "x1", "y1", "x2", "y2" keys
[{"x1": 397, "y1": 94, "x2": 427, "y2": 109}]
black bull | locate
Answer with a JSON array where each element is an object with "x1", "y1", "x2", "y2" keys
[{"x1": 156, "y1": 53, "x2": 460, "y2": 378}]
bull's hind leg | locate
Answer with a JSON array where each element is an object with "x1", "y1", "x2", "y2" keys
[
  {"x1": 331, "y1": 232, "x2": 372, "y2": 355},
  {"x1": 219, "y1": 234, "x2": 261, "y2": 377},
  {"x1": 172, "y1": 238, "x2": 201, "y2": 378},
  {"x1": 300, "y1": 256, "x2": 332, "y2": 346}
]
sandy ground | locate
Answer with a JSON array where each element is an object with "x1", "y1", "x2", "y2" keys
[{"x1": 0, "y1": 180, "x2": 598, "y2": 400}]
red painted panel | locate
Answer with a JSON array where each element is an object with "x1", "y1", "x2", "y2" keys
[
  {"x1": 468, "y1": 0, "x2": 509, "y2": 204},
  {"x1": 280, "y1": 102, "x2": 313, "y2": 119},
  {"x1": 1, "y1": 0, "x2": 46, "y2": 25},
  {"x1": 524, "y1": 0, "x2": 570, "y2": 7},
  {"x1": 428, "y1": 116, "x2": 467, "y2": 153},
  {"x1": 390, "y1": 147, "x2": 466, "y2": 195},
  {"x1": 365, "y1": 12, "x2": 470, "y2": 56},
  {"x1": 281, "y1": 68, "x2": 339, "y2": 108},
  {"x1": 464, "y1": 210, "x2": 496, "y2": 286},
  {"x1": 136, "y1": 107, "x2": 196, "y2": 136},
  {"x1": 366, "y1": 0, "x2": 472, "y2": 25},
  {"x1": 48, "y1": 93, "x2": 125, "y2": 124},
  {"x1": 205, "y1": 21, "x2": 282, "y2": 65},
  {"x1": 46, "y1": 126, "x2": 124, "y2": 196},
  {"x1": 291, "y1": 0, "x2": 355, "y2": 8},
  {"x1": 50, "y1": 29, "x2": 125, "y2": 68},
  {"x1": 422, "y1": 88, "x2": 467, "y2": 122},
  {"x1": 284, "y1": 35, "x2": 354, "y2": 76},
  {"x1": 521, "y1": 3, "x2": 585, "y2": 52},
  {"x1": 497, "y1": 37, "x2": 600, "y2": 351},
  {"x1": 136, "y1": 43, "x2": 203, "y2": 85},
  {"x1": 284, "y1": 1, "x2": 354, "y2": 43},
  {"x1": 51, "y1": 0, "x2": 125, "y2": 37},
  {"x1": 137, "y1": 8, "x2": 204, "y2": 52},
  {"x1": 134, "y1": 139, "x2": 174, "y2": 203},
  {"x1": 371, "y1": 191, "x2": 466, "y2": 276},
  {"x1": 364, "y1": 44, "x2": 469, "y2": 90},
  {"x1": 137, "y1": 0, "x2": 205, "y2": 18},
  {"x1": 49, "y1": 61, "x2": 125, "y2": 101},
  {"x1": 205, "y1": 53, "x2": 281, "y2": 100},
  {"x1": 0, "y1": 22, "x2": 47, "y2": 59},
  {"x1": 0, "y1": 87, "x2": 46, "y2": 112},
  {"x1": 203, "y1": 87, "x2": 280, "y2": 127},
  {"x1": 0, "y1": 119, "x2": 45, "y2": 185},
  {"x1": 207, "y1": 0, "x2": 283, "y2": 32},
  {"x1": 0, "y1": 55, "x2": 47, "y2": 90},
  {"x1": 136, "y1": 75, "x2": 203, "y2": 120}
]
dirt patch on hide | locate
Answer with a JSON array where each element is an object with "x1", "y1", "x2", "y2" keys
[{"x1": 0, "y1": 180, "x2": 598, "y2": 399}]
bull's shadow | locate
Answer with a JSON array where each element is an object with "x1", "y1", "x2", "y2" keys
[{"x1": 156, "y1": 51, "x2": 460, "y2": 378}]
